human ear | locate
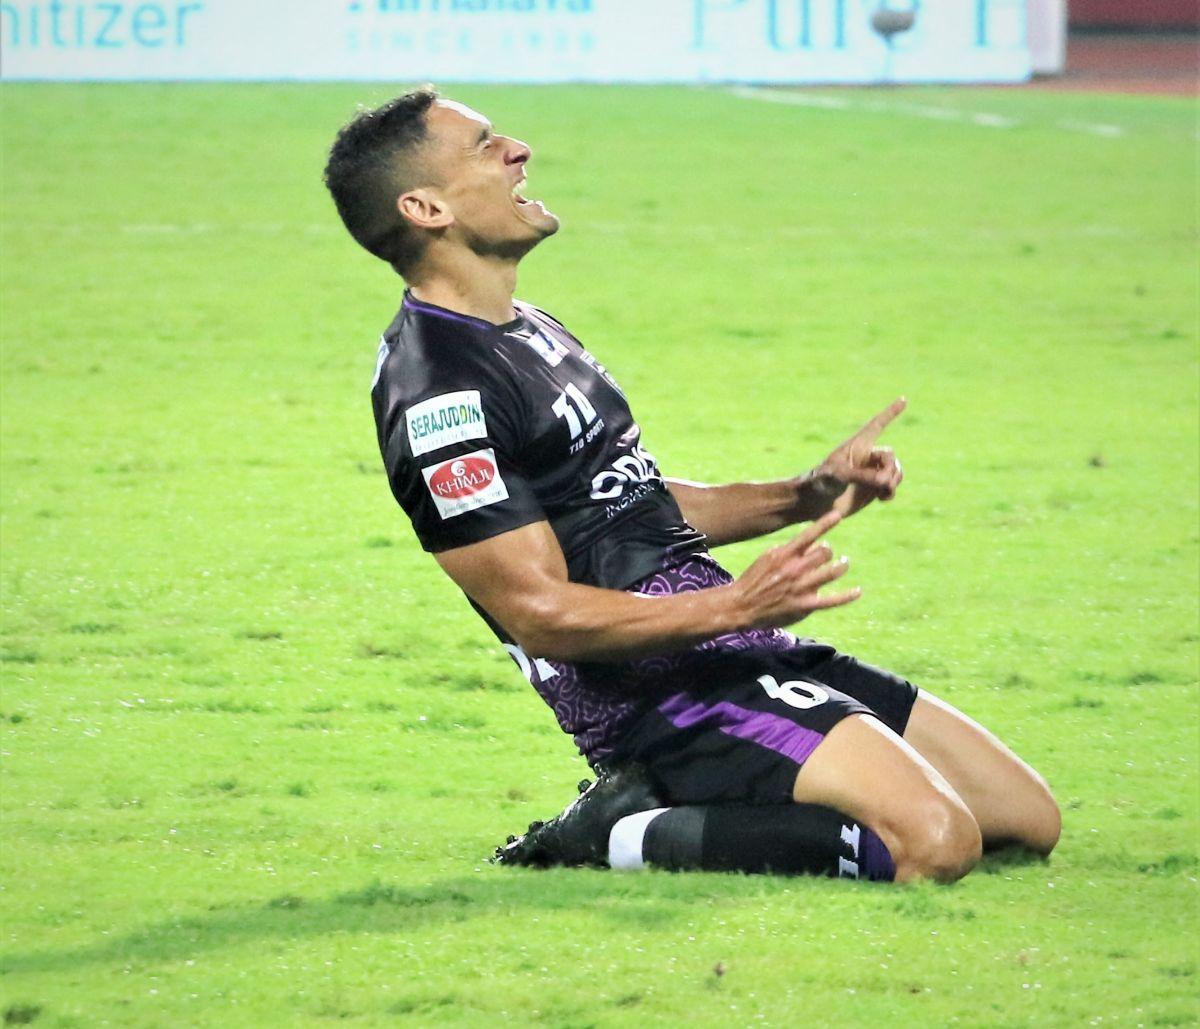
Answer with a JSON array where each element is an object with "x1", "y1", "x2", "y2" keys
[{"x1": 398, "y1": 189, "x2": 454, "y2": 230}]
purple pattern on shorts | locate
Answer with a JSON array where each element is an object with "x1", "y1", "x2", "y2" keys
[
  {"x1": 656, "y1": 694, "x2": 825, "y2": 765},
  {"x1": 513, "y1": 554, "x2": 804, "y2": 764}
]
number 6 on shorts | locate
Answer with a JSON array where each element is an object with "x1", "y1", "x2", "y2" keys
[{"x1": 757, "y1": 673, "x2": 829, "y2": 710}]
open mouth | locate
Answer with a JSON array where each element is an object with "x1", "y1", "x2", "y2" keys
[
  {"x1": 511, "y1": 177, "x2": 542, "y2": 209},
  {"x1": 510, "y1": 175, "x2": 556, "y2": 229}
]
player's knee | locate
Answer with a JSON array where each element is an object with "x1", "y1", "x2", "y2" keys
[
  {"x1": 1022, "y1": 776, "x2": 1062, "y2": 856},
  {"x1": 896, "y1": 798, "x2": 982, "y2": 884}
]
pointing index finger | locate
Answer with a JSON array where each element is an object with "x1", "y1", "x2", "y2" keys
[
  {"x1": 855, "y1": 396, "x2": 908, "y2": 444},
  {"x1": 786, "y1": 509, "x2": 843, "y2": 554}
]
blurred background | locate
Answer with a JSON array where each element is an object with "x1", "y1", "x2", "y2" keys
[{"x1": 1, "y1": 1, "x2": 1196, "y2": 91}]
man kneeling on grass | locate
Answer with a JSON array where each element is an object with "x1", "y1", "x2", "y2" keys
[{"x1": 323, "y1": 89, "x2": 1061, "y2": 883}]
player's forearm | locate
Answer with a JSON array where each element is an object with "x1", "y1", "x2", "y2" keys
[
  {"x1": 666, "y1": 472, "x2": 844, "y2": 547},
  {"x1": 506, "y1": 577, "x2": 747, "y2": 664}
]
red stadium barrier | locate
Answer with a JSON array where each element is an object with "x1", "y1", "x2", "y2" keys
[{"x1": 1069, "y1": 0, "x2": 1200, "y2": 30}]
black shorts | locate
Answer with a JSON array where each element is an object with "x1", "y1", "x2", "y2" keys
[{"x1": 609, "y1": 641, "x2": 919, "y2": 806}]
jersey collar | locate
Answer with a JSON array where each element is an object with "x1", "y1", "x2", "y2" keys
[{"x1": 403, "y1": 290, "x2": 524, "y2": 333}]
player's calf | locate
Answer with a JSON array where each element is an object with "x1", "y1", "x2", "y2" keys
[{"x1": 609, "y1": 803, "x2": 899, "y2": 882}]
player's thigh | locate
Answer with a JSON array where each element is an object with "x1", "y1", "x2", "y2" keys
[
  {"x1": 796, "y1": 645, "x2": 1058, "y2": 853},
  {"x1": 792, "y1": 713, "x2": 981, "y2": 882},
  {"x1": 904, "y1": 692, "x2": 1061, "y2": 853}
]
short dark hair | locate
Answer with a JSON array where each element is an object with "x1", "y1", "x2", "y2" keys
[{"x1": 323, "y1": 88, "x2": 440, "y2": 278}]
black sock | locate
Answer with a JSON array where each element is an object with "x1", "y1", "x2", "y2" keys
[{"x1": 637, "y1": 804, "x2": 896, "y2": 881}]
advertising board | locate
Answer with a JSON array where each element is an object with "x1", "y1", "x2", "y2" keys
[{"x1": 0, "y1": 1, "x2": 1031, "y2": 83}]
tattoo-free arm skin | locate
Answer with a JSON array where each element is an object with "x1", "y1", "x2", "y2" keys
[
  {"x1": 665, "y1": 397, "x2": 909, "y2": 547},
  {"x1": 433, "y1": 513, "x2": 857, "y2": 664},
  {"x1": 665, "y1": 473, "x2": 845, "y2": 547}
]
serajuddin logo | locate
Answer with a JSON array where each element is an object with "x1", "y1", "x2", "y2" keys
[
  {"x1": 421, "y1": 448, "x2": 509, "y2": 519},
  {"x1": 406, "y1": 390, "x2": 487, "y2": 457}
]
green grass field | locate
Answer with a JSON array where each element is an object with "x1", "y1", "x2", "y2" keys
[{"x1": 1, "y1": 82, "x2": 1197, "y2": 1027}]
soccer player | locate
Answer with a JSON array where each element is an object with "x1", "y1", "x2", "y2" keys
[{"x1": 323, "y1": 89, "x2": 1060, "y2": 884}]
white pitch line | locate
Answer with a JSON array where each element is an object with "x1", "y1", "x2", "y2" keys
[
  {"x1": 734, "y1": 86, "x2": 1135, "y2": 139},
  {"x1": 123, "y1": 223, "x2": 215, "y2": 234},
  {"x1": 896, "y1": 103, "x2": 967, "y2": 122},
  {"x1": 736, "y1": 85, "x2": 1134, "y2": 140},
  {"x1": 733, "y1": 86, "x2": 1018, "y2": 130},
  {"x1": 972, "y1": 112, "x2": 1021, "y2": 128},
  {"x1": 729, "y1": 86, "x2": 851, "y2": 110},
  {"x1": 1057, "y1": 119, "x2": 1125, "y2": 138}
]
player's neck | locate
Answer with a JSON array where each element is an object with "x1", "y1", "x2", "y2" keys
[{"x1": 408, "y1": 252, "x2": 518, "y2": 326}]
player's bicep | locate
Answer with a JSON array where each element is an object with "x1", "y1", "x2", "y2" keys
[{"x1": 434, "y1": 521, "x2": 569, "y2": 647}]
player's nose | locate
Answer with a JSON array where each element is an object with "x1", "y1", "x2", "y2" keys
[{"x1": 504, "y1": 138, "x2": 532, "y2": 167}]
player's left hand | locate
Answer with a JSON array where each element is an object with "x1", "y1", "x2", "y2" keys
[{"x1": 814, "y1": 397, "x2": 907, "y2": 519}]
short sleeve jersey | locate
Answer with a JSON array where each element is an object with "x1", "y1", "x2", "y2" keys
[{"x1": 371, "y1": 292, "x2": 708, "y2": 608}]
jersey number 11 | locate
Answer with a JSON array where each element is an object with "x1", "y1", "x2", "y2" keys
[{"x1": 551, "y1": 383, "x2": 597, "y2": 440}]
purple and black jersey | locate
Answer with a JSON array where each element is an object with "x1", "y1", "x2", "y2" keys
[
  {"x1": 372, "y1": 293, "x2": 705, "y2": 586},
  {"x1": 371, "y1": 292, "x2": 713, "y2": 759},
  {"x1": 370, "y1": 292, "x2": 918, "y2": 770}
]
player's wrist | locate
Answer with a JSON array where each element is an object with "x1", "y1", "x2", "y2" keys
[
  {"x1": 792, "y1": 468, "x2": 846, "y2": 522},
  {"x1": 708, "y1": 580, "x2": 754, "y2": 634}
]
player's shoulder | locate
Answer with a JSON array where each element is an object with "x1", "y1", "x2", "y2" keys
[
  {"x1": 514, "y1": 299, "x2": 577, "y2": 341},
  {"x1": 373, "y1": 295, "x2": 512, "y2": 402},
  {"x1": 382, "y1": 293, "x2": 496, "y2": 361}
]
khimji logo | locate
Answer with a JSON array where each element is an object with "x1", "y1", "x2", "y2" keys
[
  {"x1": 422, "y1": 448, "x2": 509, "y2": 519},
  {"x1": 430, "y1": 456, "x2": 494, "y2": 498}
]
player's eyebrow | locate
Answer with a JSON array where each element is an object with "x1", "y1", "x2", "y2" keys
[{"x1": 475, "y1": 125, "x2": 494, "y2": 147}]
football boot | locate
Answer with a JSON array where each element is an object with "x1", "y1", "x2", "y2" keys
[{"x1": 492, "y1": 762, "x2": 663, "y2": 868}]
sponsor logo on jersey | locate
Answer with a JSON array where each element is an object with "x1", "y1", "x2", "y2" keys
[
  {"x1": 518, "y1": 329, "x2": 570, "y2": 367},
  {"x1": 421, "y1": 448, "x2": 509, "y2": 519},
  {"x1": 589, "y1": 431, "x2": 663, "y2": 516},
  {"x1": 406, "y1": 390, "x2": 487, "y2": 457},
  {"x1": 576, "y1": 347, "x2": 625, "y2": 397},
  {"x1": 370, "y1": 337, "x2": 389, "y2": 390}
]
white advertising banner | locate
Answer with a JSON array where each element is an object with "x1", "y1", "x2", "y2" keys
[{"x1": 0, "y1": 1, "x2": 1031, "y2": 83}]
